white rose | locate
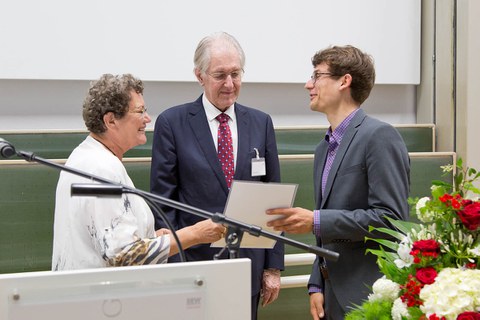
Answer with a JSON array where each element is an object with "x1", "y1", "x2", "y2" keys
[
  {"x1": 391, "y1": 298, "x2": 409, "y2": 320},
  {"x1": 368, "y1": 277, "x2": 400, "y2": 302},
  {"x1": 394, "y1": 237, "x2": 414, "y2": 268},
  {"x1": 416, "y1": 196, "x2": 434, "y2": 222},
  {"x1": 467, "y1": 244, "x2": 480, "y2": 257}
]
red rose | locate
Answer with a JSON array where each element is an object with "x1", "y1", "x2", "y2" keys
[
  {"x1": 411, "y1": 239, "x2": 440, "y2": 255},
  {"x1": 457, "y1": 201, "x2": 480, "y2": 231},
  {"x1": 457, "y1": 311, "x2": 480, "y2": 320},
  {"x1": 452, "y1": 198, "x2": 461, "y2": 209},
  {"x1": 416, "y1": 266, "x2": 438, "y2": 284},
  {"x1": 439, "y1": 194, "x2": 452, "y2": 203}
]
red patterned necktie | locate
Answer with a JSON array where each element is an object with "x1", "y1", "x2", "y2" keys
[{"x1": 216, "y1": 113, "x2": 235, "y2": 188}]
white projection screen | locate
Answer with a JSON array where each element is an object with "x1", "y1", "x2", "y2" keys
[{"x1": 0, "y1": 0, "x2": 420, "y2": 84}]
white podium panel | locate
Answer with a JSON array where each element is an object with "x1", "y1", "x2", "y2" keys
[{"x1": 0, "y1": 259, "x2": 251, "y2": 320}]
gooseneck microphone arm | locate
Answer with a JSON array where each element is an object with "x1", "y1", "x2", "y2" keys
[
  {"x1": 70, "y1": 183, "x2": 340, "y2": 261},
  {"x1": 2, "y1": 139, "x2": 340, "y2": 262}
]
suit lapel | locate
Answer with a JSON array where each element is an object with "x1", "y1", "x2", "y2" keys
[
  {"x1": 187, "y1": 98, "x2": 229, "y2": 193},
  {"x1": 320, "y1": 109, "x2": 367, "y2": 207},
  {"x1": 314, "y1": 141, "x2": 328, "y2": 208},
  {"x1": 234, "y1": 104, "x2": 250, "y2": 180}
]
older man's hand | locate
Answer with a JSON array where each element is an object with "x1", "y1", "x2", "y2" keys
[{"x1": 261, "y1": 268, "x2": 281, "y2": 307}]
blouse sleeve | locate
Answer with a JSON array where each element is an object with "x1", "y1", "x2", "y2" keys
[
  {"x1": 107, "y1": 235, "x2": 170, "y2": 266},
  {"x1": 82, "y1": 193, "x2": 171, "y2": 266}
]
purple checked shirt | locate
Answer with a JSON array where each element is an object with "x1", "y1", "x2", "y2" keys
[{"x1": 313, "y1": 109, "x2": 359, "y2": 237}]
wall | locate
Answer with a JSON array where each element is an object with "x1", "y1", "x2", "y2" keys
[
  {"x1": 0, "y1": 80, "x2": 415, "y2": 130},
  {"x1": 417, "y1": 0, "x2": 480, "y2": 169},
  {"x1": 0, "y1": 0, "x2": 420, "y2": 131},
  {"x1": 456, "y1": 0, "x2": 480, "y2": 171}
]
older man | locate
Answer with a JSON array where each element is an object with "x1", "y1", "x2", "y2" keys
[{"x1": 150, "y1": 32, "x2": 284, "y2": 319}]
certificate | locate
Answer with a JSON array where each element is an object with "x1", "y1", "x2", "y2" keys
[{"x1": 211, "y1": 180, "x2": 298, "y2": 249}]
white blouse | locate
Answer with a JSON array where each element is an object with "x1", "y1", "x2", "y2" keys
[{"x1": 52, "y1": 136, "x2": 170, "y2": 270}]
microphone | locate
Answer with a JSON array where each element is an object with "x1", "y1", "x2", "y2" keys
[
  {"x1": 0, "y1": 138, "x2": 16, "y2": 158},
  {"x1": 71, "y1": 183, "x2": 124, "y2": 197}
]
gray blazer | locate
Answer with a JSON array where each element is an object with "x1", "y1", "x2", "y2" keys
[{"x1": 308, "y1": 109, "x2": 410, "y2": 315}]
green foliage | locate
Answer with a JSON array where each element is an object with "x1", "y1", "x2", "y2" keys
[{"x1": 345, "y1": 300, "x2": 393, "y2": 320}]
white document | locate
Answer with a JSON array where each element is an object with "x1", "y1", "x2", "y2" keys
[{"x1": 211, "y1": 180, "x2": 298, "y2": 249}]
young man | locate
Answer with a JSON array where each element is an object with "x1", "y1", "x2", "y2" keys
[{"x1": 267, "y1": 45, "x2": 410, "y2": 319}]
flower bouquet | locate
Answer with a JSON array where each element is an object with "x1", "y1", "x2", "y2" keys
[{"x1": 345, "y1": 159, "x2": 480, "y2": 320}]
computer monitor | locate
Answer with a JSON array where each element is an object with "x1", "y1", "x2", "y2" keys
[{"x1": 0, "y1": 259, "x2": 251, "y2": 320}]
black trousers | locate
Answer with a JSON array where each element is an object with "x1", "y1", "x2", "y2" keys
[{"x1": 251, "y1": 293, "x2": 260, "y2": 320}]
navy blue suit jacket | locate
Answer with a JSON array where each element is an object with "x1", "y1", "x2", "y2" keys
[{"x1": 150, "y1": 95, "x2": 284, "y2": 296}]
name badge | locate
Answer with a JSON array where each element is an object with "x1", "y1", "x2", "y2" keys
[{"x1": 251, "y1": 148, "x2": 266, "y2": 177}]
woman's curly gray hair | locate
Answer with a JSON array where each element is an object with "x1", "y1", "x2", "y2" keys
[{"x1": 82, "y1": 74, "x2": 144, "y2": 134}]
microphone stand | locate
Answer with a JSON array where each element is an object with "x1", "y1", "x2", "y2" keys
[
  {"x1": 71, "y1": 183, "x2": 339, "y2": 261},
  {"x1": 12, "y1": 148, "x2": 340, "y2": 262}
]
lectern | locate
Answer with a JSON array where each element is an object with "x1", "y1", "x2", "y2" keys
[{"x1": 0, "y1": 259, "x2": 251, "y2": 320}]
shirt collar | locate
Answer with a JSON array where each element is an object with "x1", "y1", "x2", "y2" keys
[
  {"x1": 325, "y1": 108, "x2": 359, "y2": 144},
  {"x1": 202, "y1": 94, "x2": 236, "y2": 122}
]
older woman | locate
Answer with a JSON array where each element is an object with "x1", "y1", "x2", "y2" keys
[{"x1": 52, "y1": 74, "x2": 225, "y2": 271}]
